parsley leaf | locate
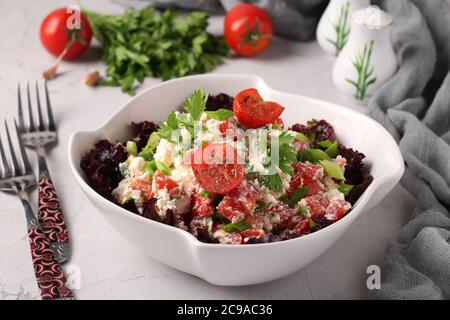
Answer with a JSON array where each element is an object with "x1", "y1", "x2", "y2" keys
[
  {"x1": 182, "y1": 88, "x2": 208, "y2": 121},
  {"x1": 257, "y1": 173, "x2": 284, "y2": 193},
  {"x1": 281, "y1": 186, "x2": 310, "y2": 208},
  {"x1": 256, "y1": 131, "x2": 297, "y2": 192},
  {"x1": 277, "y1": 131, "x2": 295, "y2": 145},
  {"x1": 157, "y1": 112, "x2": 179, "y2": 142},
  {"x1": 255, "y1": 201, "x2": 272, "y2": 212},
  {"x1": 84, "y1": 8, "x2": 230, "y2": 95}
]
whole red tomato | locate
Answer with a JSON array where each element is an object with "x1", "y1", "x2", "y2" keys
[
  {"x1": 224, "y1": 3, "x2": 273, "y2": 57},
  {"x1": 40, "y1": 8, "x2": 92, "y2": 60}
]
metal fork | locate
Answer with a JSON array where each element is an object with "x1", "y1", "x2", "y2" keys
[
  {"x1": 0, "y1": 120, "x2": 73, "y2": 300},
  {"x1": 17, "y1": 80, "x2": 70, "y2": 264}
]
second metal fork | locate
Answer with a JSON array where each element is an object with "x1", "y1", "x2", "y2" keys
[{"x1": 18, "y1": 80, "x2": 70, "y2": 264}]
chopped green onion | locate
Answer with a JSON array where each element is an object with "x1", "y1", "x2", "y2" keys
[
  {"x1": 320, "y1": 160, "x2": 345, "y2": 180},
  {"x1": 139, "y1": 132, "x2": 160, "y2": 161},
  {"x1": 318, "y1": 140, "x2": 333, "y2": 148},
  {"x1": 287, "y1": 186, "x2": 310, "y2": 208},
  {"x1": 206, "y1": 109, "x2": 234, "y2": 121},
  {"x1": 211, "y1": 211, "x2": 229, "y2": 223},
  {"x1": 338, "y1": 183, "x2": 353, "y2": 195},
  {"x1": 309, "y1": 220, "x2": 317, "y2": 229},
  {"x1": 126, "y1": 141, "x2": 138, "y2": 156},
  {"x1": 295, "y1": 132, "x2": 310, "y2": 143},
  {"x1": 143, "y1": 160, "x2": 157, "y2": 175},
  {"x1": 148, "y1": 132, "x2": 161, "y2": 149},
  {"x1": 222, "y1": 221, "x2": 251, "y2": 233},
  {"x1": 123, "y1": 196, "x2": 134, "y2": 205},
  {"x1": 302, "y1": 149, "x2": 331, "y2": 163},
  {"x1": 155, "y1": 160, "x2": 171, "y2": 176},
  {"x1": 298, "y1": 205, "x2": 309, "y2": 217},
  {"x1": 255, "y1": 201, "x2": 272, "y2": 212},
  {"x1": 325, "y1": 141, "x2": 339, "y2": 158},
  {"x1": 200, "y1": 190, "x2": 211, "y2": 199}
]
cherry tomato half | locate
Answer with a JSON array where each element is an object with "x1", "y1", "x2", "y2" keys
[
  {"x1": 40, "y1": 7, "x2": 92, "y2": 60},
  {"x1": 233, "y1": 88, "x2": 285, "y2": 128},
  {"x1": 191, "y1": 143, "x2": 244, "y2": 194},
  {"x1": 224, "y1": 3, "x2": 273, "y2": 57}
]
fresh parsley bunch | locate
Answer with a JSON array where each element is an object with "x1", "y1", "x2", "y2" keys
[{"x1": 84, "y1": 8, "x2": 230, "y2": 95}]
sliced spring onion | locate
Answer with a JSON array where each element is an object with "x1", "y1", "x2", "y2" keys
[
  {"x1": 206, "y1": 109, "x2": 234, "y2": 121},
  {"x1": 143, "y1": 160, "x2": 157, "y2": 175},
  {"x1": 288, "y1": 186, "x2": 310, "y2": 208},
  {"x1": 295, "y1": 132, "x2": 310, "y2": 143},
  {"x1": 318, "y1": 140, "x2": 333, "y2": 148},
  {"x1": 126, "y1": 141, "x2": 138, "y2": 156},
  {"x1": 324, "y1": 141, "x2": 339, "y2": 158},
  {"x1": 222, "y1": 221, "x2": 251, "y2": 233},
  {"x1": 302, "y1": 149, "x2": 331, "y2": 163},
  {"x1": 155, "y1": 160, "x2": 171, "y2": 176},
  {"x1": 338, "y1": 183, "x2": 353, "y2": 195},
  {"x1": 298, "y1": 205, "x2": 309, "y2": 217},
  {"x1": 320, "y1": 160, "x2": 345, "y2": 180}
]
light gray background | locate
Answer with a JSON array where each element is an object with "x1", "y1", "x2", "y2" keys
[{"x1": 0, "y1": 0, "x2": 416, "y2": 299}]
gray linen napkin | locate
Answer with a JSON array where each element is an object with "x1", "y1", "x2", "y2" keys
[
  {"x1": 111, "y1": 0, "x2": 450, "y2": 299},
  {"x1": 367, "y1": 0, "x2": 450, "y2": 299}
]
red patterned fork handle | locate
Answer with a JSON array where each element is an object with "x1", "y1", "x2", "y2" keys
[
  {"x1": 39, "y1": 177, "x2": 69, "y2": 244},
  {"x1": 29, "y1": 226, "x2": 73, "y2": 300}
]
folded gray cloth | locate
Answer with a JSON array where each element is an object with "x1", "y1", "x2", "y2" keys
[
  {"x1": 368, "y1": 0, "x2": 450, "y2": 299},
  {"x1": 112, "y1": 0, "x2": 450, "y2": 299},
  {"x1": 112, "y1": 0, "x2": 327, "y2": 41}
]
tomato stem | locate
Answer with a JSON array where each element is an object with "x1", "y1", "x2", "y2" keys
[
  {"x1": 42, "y1": 38, "x2": 75, "y2": 80},
  {"x1": 239, "y1": 17, "x2": 270, "y2": 48}
]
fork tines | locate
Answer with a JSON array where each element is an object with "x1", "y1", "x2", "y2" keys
[
  {"x1": 17, "y1": 80, "x2": 55, "y2": 134},
  {"x1": 0, "y1": 120, "x2": 33, "y2": 179}
]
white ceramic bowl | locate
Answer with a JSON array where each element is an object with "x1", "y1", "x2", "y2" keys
[{"x1": 68, "y1": 74, "x2": 404, "y2": 286}]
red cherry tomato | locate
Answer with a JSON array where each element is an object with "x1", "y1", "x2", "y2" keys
[
  {"x1": 233, "y1": 88, "x2": 285, "y2": 128},
  {"x1": 241, "y1": 229, "x2": 264, "y2": 240},
  {"x1": 191, "y1": 143, "x2": 244, "y2": 194},
  {"x1": 40, "y1": 8, "x2": 92, "y2": 60},
  {"x1": 129, "y1": 179, "x2": 154, "y2": 201},
  {"x1": 288, "y1": 162, "x2": 325, "y2": 197},
  {"x1": 192, "y1": 191, "x2": 214, "y2": 217},
  {"x1": 154, "y1": 171, "x2": 180, "y2": 196},
  {"x1": 217, "y1": 180, "x2": 259, "y2": 222},
  {"x1": 224, "y1": 3, "x2": 272, "y2": 57}
]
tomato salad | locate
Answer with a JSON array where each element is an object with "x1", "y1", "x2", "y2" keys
[{"x1": 81, "y1": 89, "x2": 373, "y2": 244}]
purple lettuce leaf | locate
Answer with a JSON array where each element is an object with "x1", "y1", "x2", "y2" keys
[{"x1": 80, "y1": 139, "x2": 128, "y2": 200}]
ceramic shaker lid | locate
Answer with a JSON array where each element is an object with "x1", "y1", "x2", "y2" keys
[{"x1": 352, "y1": 6, "x2": 393, "y2": 28}]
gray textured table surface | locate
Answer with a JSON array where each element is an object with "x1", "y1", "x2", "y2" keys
[{"x1": 0, "y1": 0, "x2": 415, "y2": 299}]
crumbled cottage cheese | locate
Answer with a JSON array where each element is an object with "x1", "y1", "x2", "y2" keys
[
  {"x1": 154, "y1": 138, "x2": 176, "y2": 167},
  {"x1": 155, "y1": 188, "x2": 177, "y2": 218},
  {"x1": 112, "y1": 178, "x2": 142, "y2": 206},
  {"x1": 128, "y1": 156, "x2": 146, "y2": 177},
  {"x1": 198, "y1": 114, "x2": 224, "y2": 143},
  {"x1": 171, "y1": 164, "x2": 197, "y2": 195}
]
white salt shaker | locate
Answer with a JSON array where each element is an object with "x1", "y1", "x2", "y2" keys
[
  {"x1": 316, "y1": 0, "x2": 370, "y2": 56},
  {"x1": 332, "y1": 6, "x2": 397, "y2": 101}
]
